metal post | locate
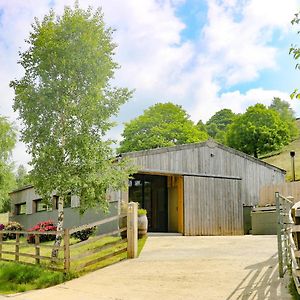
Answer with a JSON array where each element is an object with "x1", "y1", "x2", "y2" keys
[
  {"x1": 291, "y1": 151, "x2": 296, "y2": 181},
  {"x1": 276, "y1": 192, "x2": 284, "y2": 278}
]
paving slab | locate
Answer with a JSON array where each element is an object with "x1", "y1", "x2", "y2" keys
[{"x1": 1, "y1": 235, "x2": 292, "y2": 300}]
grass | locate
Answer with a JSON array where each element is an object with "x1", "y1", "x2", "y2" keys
[
  {"x1": 0, "y1": 234, "x2": 147, "y2": 294},
  {"x1": 0, "y1": 261, "x2": 69, "y2": 294},
  {"x1": 262, "y1": 119, "x2": 300, "y2": 181}
]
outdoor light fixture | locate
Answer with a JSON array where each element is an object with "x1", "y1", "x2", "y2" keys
[{"x1": 290, "y1": 151, "x2": 296, "y2": 181}]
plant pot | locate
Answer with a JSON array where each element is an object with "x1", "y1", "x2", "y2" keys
[{"x1": 138, "y1": 214, "x2": 148, "y2": 238}]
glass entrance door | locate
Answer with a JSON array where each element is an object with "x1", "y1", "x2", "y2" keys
[{"x1": 129, "y1": 174, "x2": 168, "y2": 232}]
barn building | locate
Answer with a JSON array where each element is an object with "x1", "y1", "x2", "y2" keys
[
  {"x1": 123, "y1": 140, "x2": 285, "y2": 236},
  {"x1": 9, "y1": 140, "x2": 285, "y2": 236}
]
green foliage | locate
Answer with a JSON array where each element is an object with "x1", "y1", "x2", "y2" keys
[
  {"x1": 0, "y1": 116, "x2": 16, "y2": 161},
  {"x1": 0, "y1": 116, "x2": 17, "y2": 213},
  {"x1": 119, "y1": 102, "x2": 208, "y2": 153},
  {"x1": 15, "y1": 165, "x2": 30, "y2": 189},
  {"x1": 0, "y1": 261, "x2": 67, "y2": 293},
  {"x1": 0, "y1": 165, "x2": 15, "y2": 213},
  {"x1": 289, "y1": 276, "x2": 300, "y2": 300},
  {"x1": 71, "y1": 226, "x2": 97, "y2": 241},
  {"x1": 226, "y1": 104, "x2": 290, "y2": 158},
  {"x1": 269, "y1": 97, "x2": 298, "y2": 139},
  {"x1": 204, "y1": 109, "x2": 236, "y2": 142},
  {"x1": 10, "y1": 3, "x2": 132, "y2": 213},
  {"x1": 290, "y1": 12, "x2": 300, "y2": 99},
  {"x1": 262, "y1": 119, "x2": 300, "y2": 181},
  {"x1": 138, "y1": 208, "x2": 147, "y2": 216},
  {"x1": 196, "y1": 119, "x2": 207, "y2": 133}
]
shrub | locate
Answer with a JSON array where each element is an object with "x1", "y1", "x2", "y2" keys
[
  {"x1": 3, "y1": 222, "x2": 23, "y2": 240},
  {"x1": 71, "y1": 226, "x2": 96, "y2": 241},
  {"x1": 27, "y1": 220, "x2": 57, "y2": 244},
  {"x1": 138, "y1": 208, "x2": 147, "y2": 216}
]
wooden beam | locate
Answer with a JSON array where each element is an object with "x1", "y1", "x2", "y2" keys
[
  {"x1": 127, "y1": 202, "x2": 138, "y2": 259},
  {"x1": 70, "y1": 227, "x2": 127, "y2": 249},
  {"x1": 71, "y1": 238, "x2": 127, "y2": 262},
  {"x1": 64, "y1": 229, "x2": 70, "y2": 273},
  {"x1": 76, "y1": 247, "x2": 127, "y2": 270},
  {"x1": 69, "y1": 214, "x2": 126, "y2": 235},
  {"x1": 0, "y1": 250, "x2": 62, "y2": 261}
]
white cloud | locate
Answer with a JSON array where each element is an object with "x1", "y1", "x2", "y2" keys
[
  {"x1": 0, "y1": 0, "x2": 299, "y2": 167},
  {"x1": 201, "y1": 0, "x2": 298, "y2": 86}
]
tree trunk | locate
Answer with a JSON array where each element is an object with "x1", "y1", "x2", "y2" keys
[{"x1": 51, "y1": 196, "x2": 64, "y2": 258}]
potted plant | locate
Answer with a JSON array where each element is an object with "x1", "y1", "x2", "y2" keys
[{"x1": 138, "y1": 208, "x2": 148, "y2": 238}]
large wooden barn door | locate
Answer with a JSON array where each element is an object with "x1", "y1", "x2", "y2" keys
[{"x1": 184, "y1": 176, "x2": 243, "y2": 235}]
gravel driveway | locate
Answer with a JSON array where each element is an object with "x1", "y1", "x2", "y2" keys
[{"x1": 1, "y1": 235, "x2": 291, "y2": 300}]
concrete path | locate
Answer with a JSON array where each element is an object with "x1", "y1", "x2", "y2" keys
[{"x1": 1, "y1": 235, "x2": 292, "y2": 300}]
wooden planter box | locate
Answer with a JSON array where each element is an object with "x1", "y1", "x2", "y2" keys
[{"x1": 251, "y1": 206, "x2": 277, "y2": 235}]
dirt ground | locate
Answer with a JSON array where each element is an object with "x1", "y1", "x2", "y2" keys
[{"x1": 1, "y1": 235, "x2": 292, "y2": 300}]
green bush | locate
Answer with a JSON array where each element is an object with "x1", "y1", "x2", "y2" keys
[
  {"x1": 71, "y1": 226, "x2": 97, "y2": 241},
  {"x1": 138, "y1": 208, "x2": 147, "y2": 216}
]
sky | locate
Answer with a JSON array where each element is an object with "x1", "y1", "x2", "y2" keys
[{"x1": 1, "y1": 0, "x2": 300, "y2": 169}]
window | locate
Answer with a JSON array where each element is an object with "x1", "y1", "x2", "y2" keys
[
  {"x1": 34, "y1": 199, "x2": 47, "y2": 212},
  {"x1": 49, "y1": 194, "x2": 72, "y2": 209},
  {"x1": 64, "y1": 193, "x2": 71, "y2": 208},
  {"x1": 15, "y1": 203, "x2": 26, "y2": 215}
]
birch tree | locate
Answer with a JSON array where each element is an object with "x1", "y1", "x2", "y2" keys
[{"x1": 11, "y1": 4, "x2": 132, "y2": 257}]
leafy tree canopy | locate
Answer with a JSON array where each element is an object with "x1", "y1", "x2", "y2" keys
[
  {"x1": 15, "y1": 165, "x2": 30, "y2": 189},
  {"x1": 0, "y1": 116, "x2": 17, "y2": 212},
  {"x1": 290, "y1": 12, "x2": 300, "y2": 99},
  {"x1": 196, "y1": 119, "x2": 207, "y2": 133},
  {"x1": 11, "y1": 3, "x2": 132, "y2": 214},
  {"x1": 201, "y1": 108, "x2": 236, "y2": 143},
  {"x1": 269, "y1": 97, "x2": 298, "y2": 139},
  {"x1": 118, "y1": 102, "x2": 208, "y2": 153},
  {"x1": 226, "y1": 104, "x2": 290, "y2": 158}
]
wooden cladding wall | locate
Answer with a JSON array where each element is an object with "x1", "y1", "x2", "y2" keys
[
  {"x1": 259, "y1": 181, "x2": 300, "y2": 206},
  {"x1": 184, "y1": 176, "x2": 243, "y2": 235},
  {"x1": 125, "y1": 142, "x2": 285, "y2": 206}
]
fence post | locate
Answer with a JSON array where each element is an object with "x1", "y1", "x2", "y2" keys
[
  {"x1": 15, "y1": 233, "x2": 20, "y2": 262},
  {"x1": 127, "y1": 202, "x2": 138, "y2": 259},
  {"x1": 35, "y1": 234, "x2": 40, "y2": 264},
  {"x1": 64, "y1": 228, "x2": 70, "y2": 272},
  {"x1": 0, "y1": 232, "x2": 2, "y2": 260},
  {"x1": 276, "y1": 192, "x2": 284, "y2": 278}
]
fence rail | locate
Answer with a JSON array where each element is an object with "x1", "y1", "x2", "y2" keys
[
  {"x1": 276, "y1": 192, "x2": 300, "y2": 294},
  {"x1": 0, "y1": 202, "x2": 139, "y2": 273},
  {"x1": 0, "y1": 231, "x2": 64, "y2": 271}
]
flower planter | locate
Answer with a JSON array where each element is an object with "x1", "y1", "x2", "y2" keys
[{"x1": 138, "y1": 214, "x2": 148, "y2": 238}]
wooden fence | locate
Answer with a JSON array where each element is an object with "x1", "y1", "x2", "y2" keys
[
  {"x1": 0, "y1": 229, "x2": 64, "y2": 271},
  {"x1": 0, "y1": 202, "x2": 138, "y2": 273},
  {"x1": 276, "y1": 193, "x2": 300, "y2": 294},
  {"x1": 260, "y1": 181, "x2": 300, "y2": 206}
]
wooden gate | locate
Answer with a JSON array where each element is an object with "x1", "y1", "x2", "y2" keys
[{"x1": 276, "y1": 192, "x2": 300, "y2": 294}]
